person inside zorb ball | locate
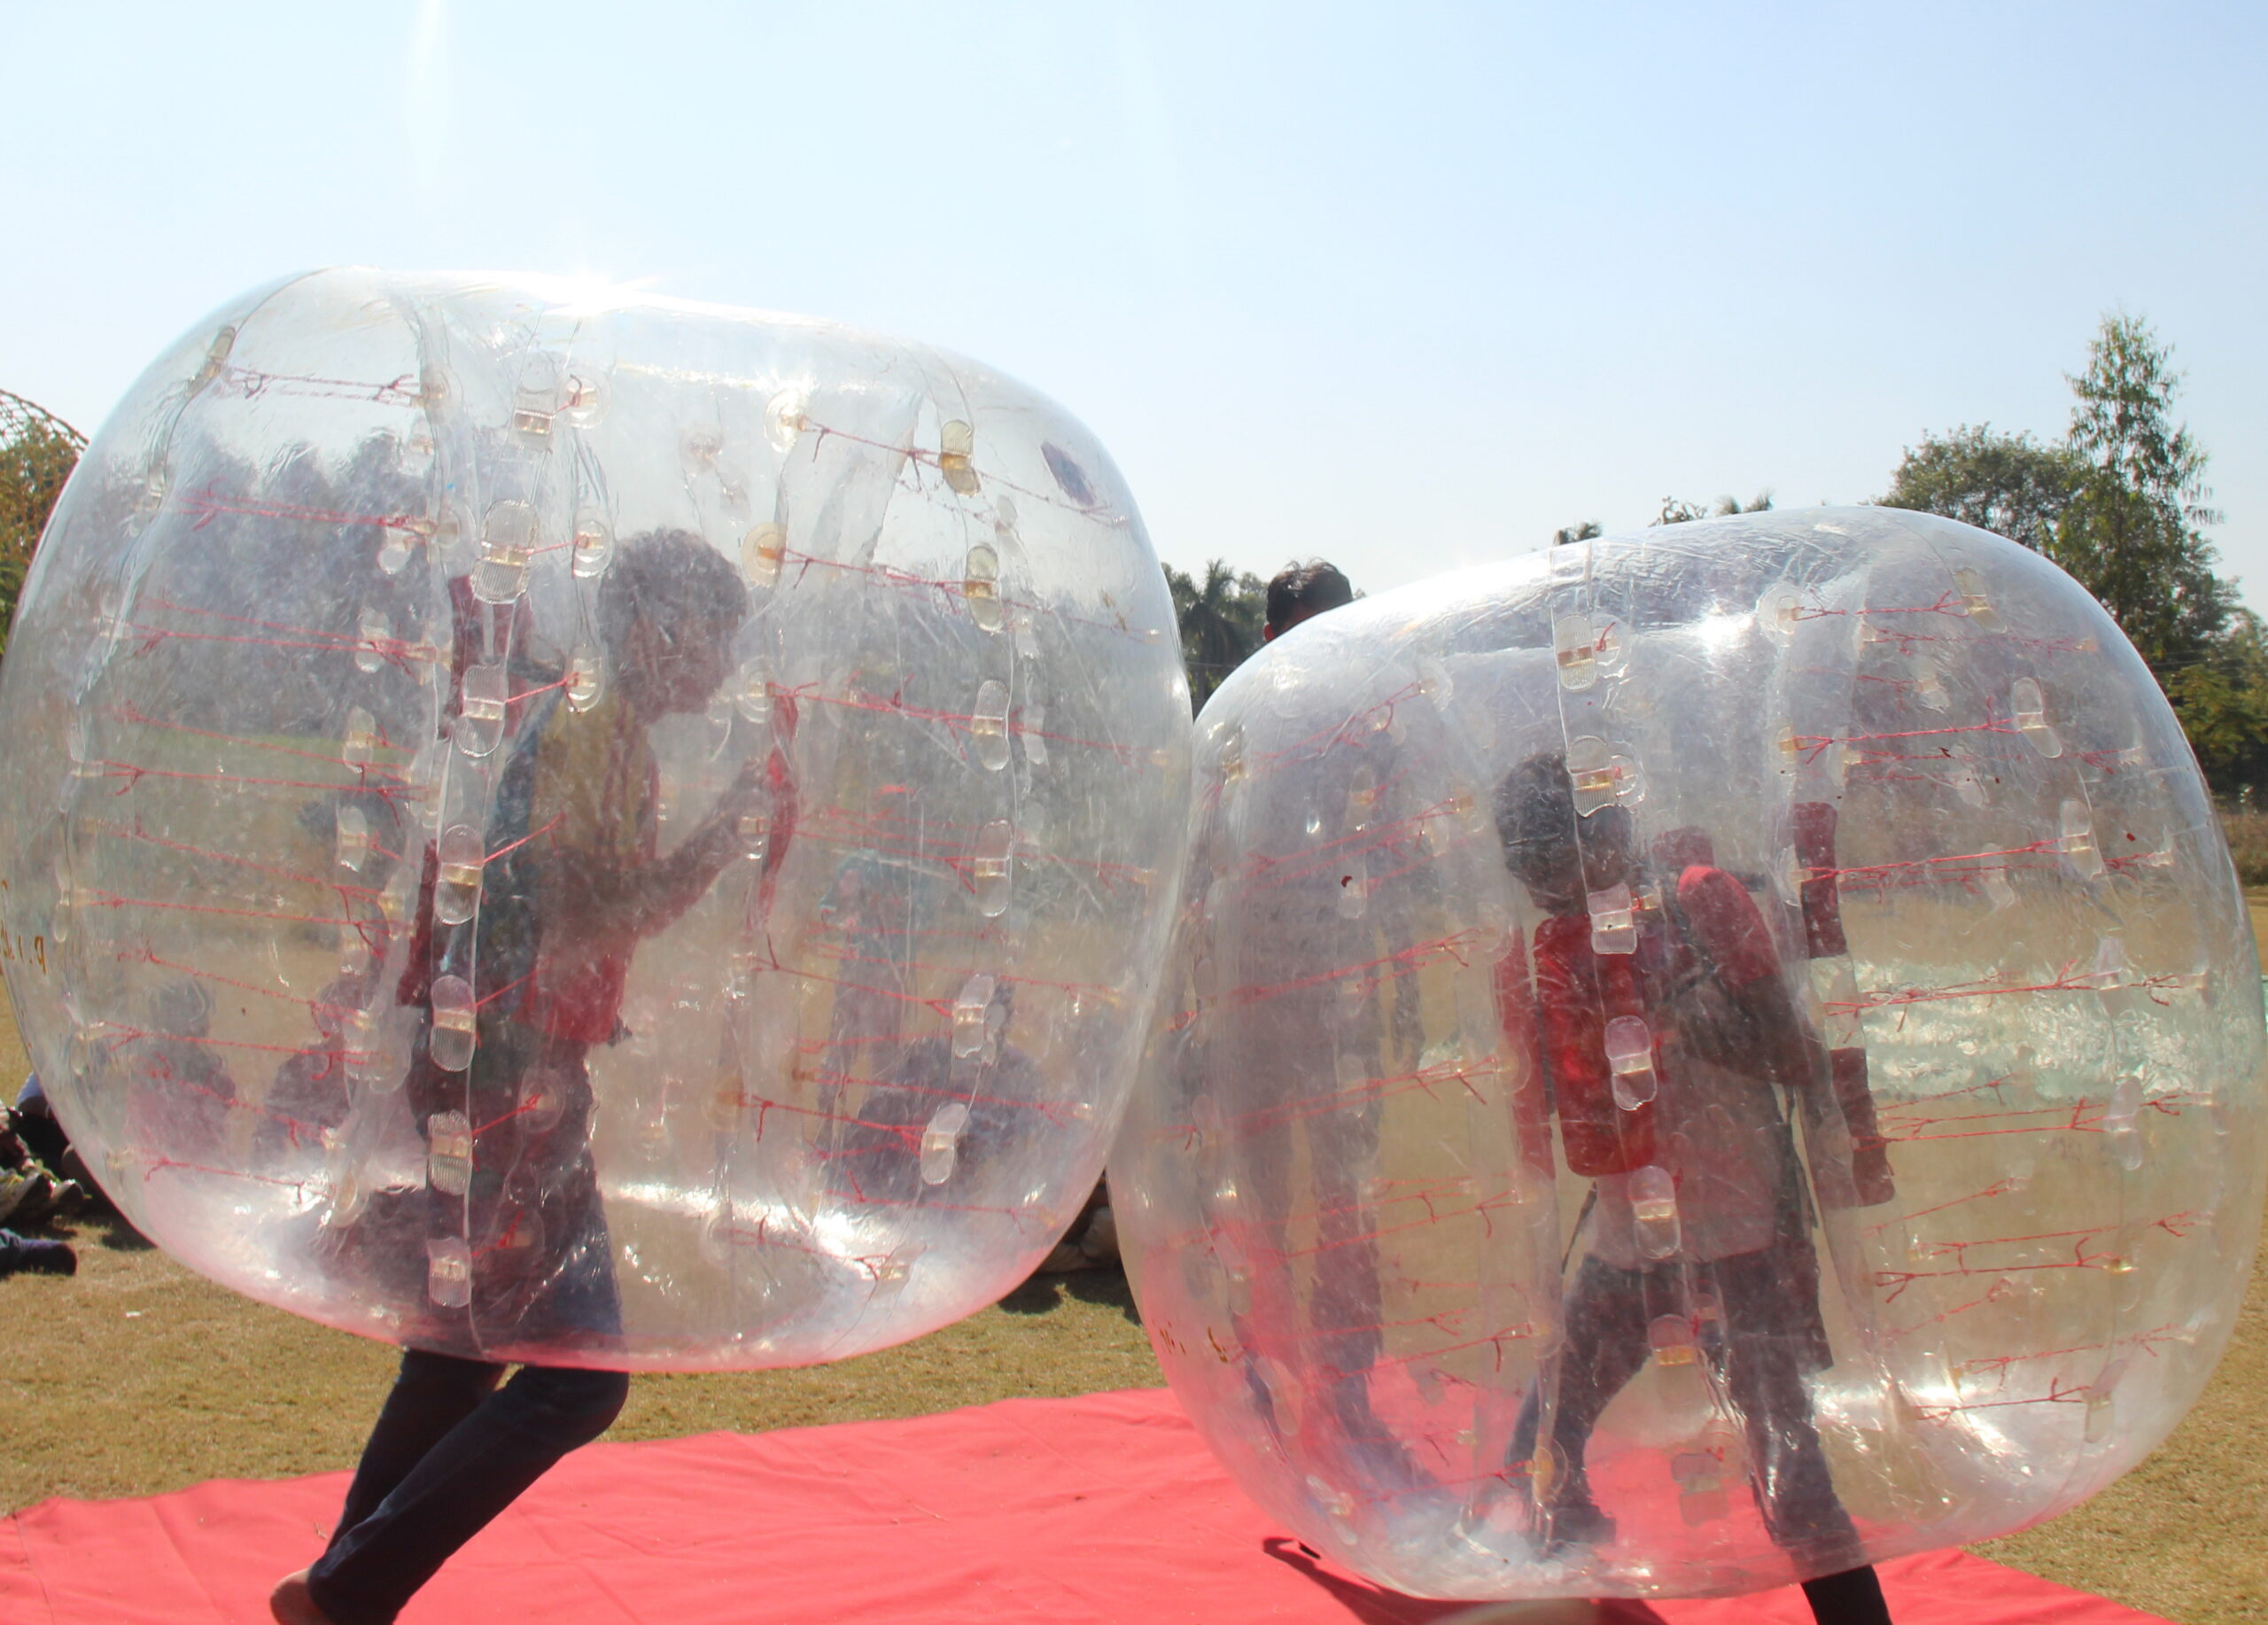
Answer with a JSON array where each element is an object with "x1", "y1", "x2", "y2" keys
[
  {"x1": 0, "y1": 270, "x2": 1189, "y2": 1622},
  {"x1": 1490, "y1": 749, "x2": 1891, "y2": 1621},
  {"x1": 1114, "y1": 509, "x2": 2264, "y2": 1616}
]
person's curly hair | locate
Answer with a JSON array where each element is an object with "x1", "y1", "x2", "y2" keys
[{"x1": 595, "y1": 529, "x2": 750, "y2": 657}]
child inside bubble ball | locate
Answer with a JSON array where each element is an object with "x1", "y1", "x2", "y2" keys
[
  {"x1": 1491, "y1": 750, "x2": 1893, "y2": 1625},
  {"x1": 274, "y1": 532, "x2": 773, "y2": 1625}
]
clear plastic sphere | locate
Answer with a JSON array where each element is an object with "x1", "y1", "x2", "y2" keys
[
  {"x1": 0, "y1": 269, "x2": 1190, "y2": 1368},
  {"x1": 1115, "y1": 509, "x2": 2264, "y2": 1598}
]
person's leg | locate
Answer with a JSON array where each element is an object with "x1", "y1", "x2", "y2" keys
[
  {"x1": 1309, "y1": 1099, "x2": 1393, "y2": 1442},
  {"x1": 329, "y1": 1350, "x2": 506, "y2": 1543},
  {"x1": 304, "y1": 1364, "x2": 629, "y2": 1625},
  {"x1": 1217, "y1": 992, "x2": 1317, "y2": 1439},
  {"x1": 273, "y1": 1350, "x2": 503, "y2": 1623},
  {"x1": 1799, "y1": 1566, "x2": 1893, "y2": 1625},
  {"x1": 0, "y1": 1227, "x2": 74, "y2": 1277},
  {"x1": 1709, "y1": 1255, "x2": 1887, "y2": 1622},
  {"x1": 1511, "y1": 1256, "x2": 1651, "y2": 1543}
]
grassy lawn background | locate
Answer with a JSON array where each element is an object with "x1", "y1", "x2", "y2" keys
[{"x1": 2, "y1": 913, "x2": 2264, "y2": 1624}]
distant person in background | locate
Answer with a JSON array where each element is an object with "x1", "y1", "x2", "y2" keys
[
  {"x1": 1044, "y1": 563, "x2": 1355, "y2": 1286},
  {"x1": 1230, "y1": 555, "x2": 1425, "y2": 1479},
  {"x1": 11, "y1": 1074, "x2": 82, "y2": 1187},
  {"x1": 1262, "y1": 559, "x2": 1355, "y2": 641},
  {"x1": 1, "y1": 1075, "x2": 82, "y2": 1279},
  {"x1": 0, "y1": 1226, "x2": 74, "y2": 1277},
  {"x1": 2, "y1": 1076, "x2": 85, "y2": 1225}
]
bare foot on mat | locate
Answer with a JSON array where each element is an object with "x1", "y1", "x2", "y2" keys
[{"x1": 270, "y1": 1569, "x2": 337, "y2": 1625}]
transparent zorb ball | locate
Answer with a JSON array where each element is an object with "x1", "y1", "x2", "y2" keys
[
  {"x1": 1114, "y1": 509, "x2": 2264, "y2": 1598},
  {"x1": 0, "y1": 269, "x2": 1191, "y2": 1368}
]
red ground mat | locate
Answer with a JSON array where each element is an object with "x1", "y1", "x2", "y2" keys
[{"x1": 0, "y1": 1388, "x2": 2168, "y2": 1625}]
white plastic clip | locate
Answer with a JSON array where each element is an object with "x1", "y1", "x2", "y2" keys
[
  {"x1": 1588, "y1": 882, "x2": 1636, "y2": 955},
  {"x1": 972, "y1": 821, "x2": 1013, "y2": 917},
  {"x1": 434, "y1": 825, "x2": 485, "y2": 925},
  {"x1": 430, "y1": 975, "x2": 477, "y2": 1071},
  {"x1": 474, "y1": 501, "x2": 537, "y2": 603},
  {"x1": 1566, "y1": 736, "x2": 1640, "y2": 816},
  {"x1": 356, "y1": 610, "x2": 390, "y2": 675},
  {"x1": 425, "y1": 1237, "x2": 472, "y2": 1308},
  {"x1": 2011, "y1": 678, "x2": 2062, "y2": 758},
  {"x1": 426, "y1": 1111, "x2": 472, "y2": 1195},
  {"x1": 964, "y1": 541, "x2": 1003, "y2": 633},
  {"x1": 1630, "y1": 1165, "x2": 1681, "y2": 1260},
  {"x1": 1553, "y1": 611, "x2": 1618, "y2": 691},
  {"x1": 1604, "y1": 1015, "x2": 1656, "y2": 1108},
  {"x1": 938, "y1": 419, "x2": 978, "y2": 494},
  {"x1": 1954, "y1": 567, "x2": 2004, "y2": 632},
  {"x1": 952, "y1": 974, "x2": 998, "y2": 1058},
  {"x1": 920, "y1": 1102, "x2": 971, "y2": 1186},
  {"x1": 454, "y1": 665, "x2": 509, "y2": 758},
  {"x1": 571, "y1": 513, "x2": 613, "y2": 579},
  {"x1": 2060, "y1": 799, "x2": 2104, "y2": 880},
  {"x1": 971, "y1": 680, "x2": 1011, "y2": 771}
]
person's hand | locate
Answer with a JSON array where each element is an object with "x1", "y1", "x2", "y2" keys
[
  {"x1": 687, "y1": 753, "x2": 769, "y2": 872},
  {"x1": 714, "y1": 753, "x2": 768, "y2": 822}
]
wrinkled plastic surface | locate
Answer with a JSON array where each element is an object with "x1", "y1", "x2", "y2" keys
[
  {"x1": 1115, "y1": 510, "x2": 2265, "y2": 1598},
  {"x1": 0, "y1": 269, "x2": 1190, "y2": 1369}
]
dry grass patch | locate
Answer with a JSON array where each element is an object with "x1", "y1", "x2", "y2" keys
[
  {"x1": 1970, "y1": 1245, "x2": 2267, "y2": 1624},
  {"x1": 0, "y1": 1207, "x2": 1158, "y2": 1512}
]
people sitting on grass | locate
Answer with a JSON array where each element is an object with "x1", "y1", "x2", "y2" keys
[{"x1": 0, "y1": 1075, "x2": 82, "y2": 1279}]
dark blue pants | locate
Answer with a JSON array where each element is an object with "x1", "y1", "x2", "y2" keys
[
  {"x1": 1511, "y1": 1250, "x2": 1889, "y2": 1623},
  {"x1": 307, "y1": 1351, "x2": 628, "y2": 1625},
  {"x1": 0, "y1": 1228, "x2": 59, "y2": 1275}
]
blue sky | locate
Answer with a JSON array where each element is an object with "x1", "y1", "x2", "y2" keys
[{"x1": 4, "y1": 3, "x2": 2263, "y2": 605}]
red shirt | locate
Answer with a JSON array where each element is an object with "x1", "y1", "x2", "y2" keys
[{"x1": 1504, "y1": 864, "x2": 1782, "y2": 1178}]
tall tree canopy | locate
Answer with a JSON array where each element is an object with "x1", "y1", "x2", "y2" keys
[
  {"x1": 1879, "y1": 315, "x2": 2263, "y2": 791},
  {"x1": 2056, "y1": 314, "x2": 2232, "y2": 673},
  {"x1": 0, "y1": 391, "x2": 85, "y2": 662},
  {"x1": 1878, "y1": 425, "x2": 2085, "y2": 554}
]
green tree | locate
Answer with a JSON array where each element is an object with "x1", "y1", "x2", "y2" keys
[
  {"x1": 1880, "y1": 315, "x2": 2229, "y2": 673},
  {"x1": 1552, "y1": 519, "x2": 1602, "y2": 546},
  {"x1": 1162, "y1": 559, "x2": 1266, "y2": 711},
  {"x1": 2055, "y1": 314, "x2": 2231, "y2": 673},
  {"x1": 1878, "y1": 424, "x2": 2086, "y2": 553},
  {"x1": 1876, "y1": 314, "x2": 2256, "y2": 790},
  {"x1": 0, "y1": 391, "x2": 85, "y2": 662},
  {"x1": 2162, "y1": 611, "x2": 2268, "y2": 793}
]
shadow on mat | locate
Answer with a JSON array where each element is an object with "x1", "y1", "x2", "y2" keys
[
  {"x1": 1263, "y1": 1536, "x2": 1669, "y2": 1625},
  {"x1": 996, "y1": 1263, "x2": 1142, "y2": 1324}
]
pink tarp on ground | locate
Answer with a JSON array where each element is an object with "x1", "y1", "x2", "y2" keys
[{"x1": 0, "y1": 1388, "x2": 2169, "y2": 1624}]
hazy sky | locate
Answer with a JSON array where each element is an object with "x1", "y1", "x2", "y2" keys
[{"x1": 4, "y1": 3, "x2": 2263, "y2": 604}]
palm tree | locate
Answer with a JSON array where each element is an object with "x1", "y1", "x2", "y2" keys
[{"x1": 1163, "y1": 559, "x2": 1265, "y2": 711}]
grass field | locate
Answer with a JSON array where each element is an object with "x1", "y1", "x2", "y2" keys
[{"x1": 2, "y1": 920, "x2": 2264, "y2": 1624}]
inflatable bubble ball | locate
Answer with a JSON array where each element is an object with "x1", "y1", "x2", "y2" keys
[
  {"x1": 1114, "y1": 509, "x2": 2264, "y2": 1599},
  {"x1": 0, "y1": 269, "x2": 1191, "y2": 1368}
]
